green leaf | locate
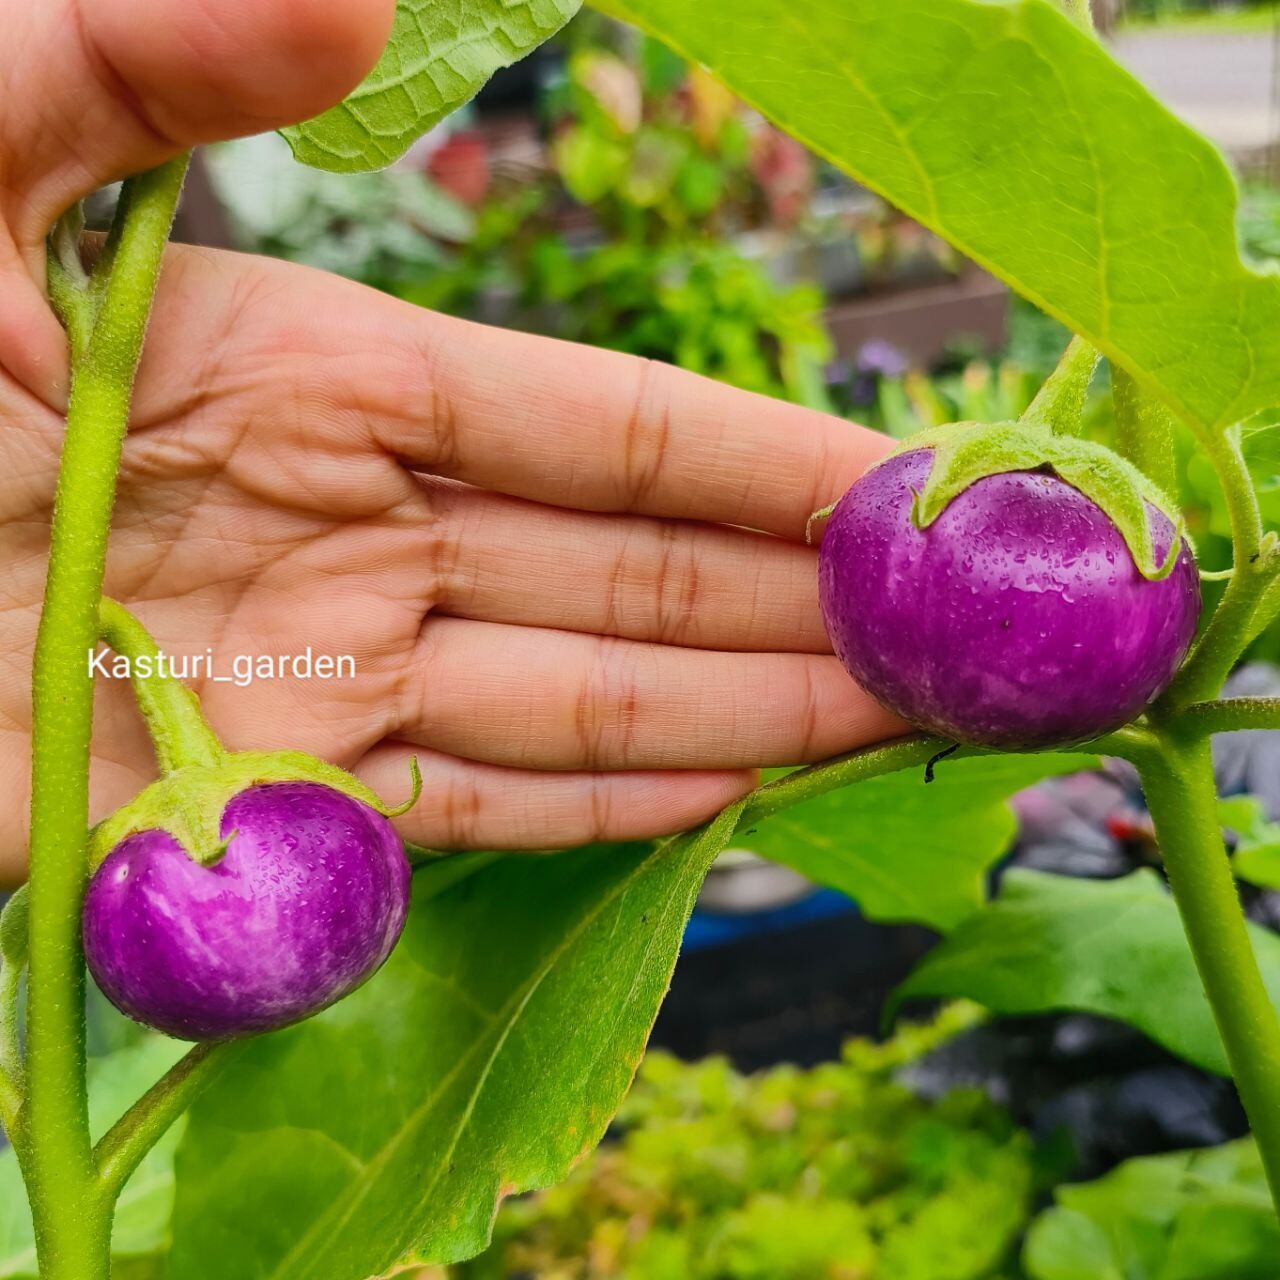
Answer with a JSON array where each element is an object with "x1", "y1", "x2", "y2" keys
[
  {"x1": 890, "y1": 868, "x2": 1280, "y2": 1074},
  {"x1": 167, "y1": 805, "x2": 744, "y2": 1278},
  {"x1": 0, "y1": 1037, "x2": 188, "y2": 1278},
  {"x1": 1221, "y1": 795, "x2": 1280, "y2": 891},
  {"x1": 1023, "y1": 1139, "x2": 1280, "y2": 1280},
  {"x1": 737, "y1": 754, "x2": 1095, "y2": 932},
  {"x1": 283, "y1": 0, "x2": 581, "y2": 172},
  {"x1": 593, "y1": 0, "x2": 1280, "y2": 437}
]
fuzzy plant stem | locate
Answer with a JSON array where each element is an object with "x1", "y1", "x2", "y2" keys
[
  {"x1": 25, "y1": 156, "x2": 188, "y2": 1280},
  {"x1": 98, "y1": 597, "x2": 224, "y2": 773},
  {"x1": 1111, "y1": 366, "x2": 1179, "y2": 497},
  {"x1": 1138, "y1": 395, "x2": 1280, "y2": 1215},
  {"x1": 1244, "y1": 569, "x2": 1280, "y2": 650},
  {"x1": 736, "y1": 723, "x2": 1152, "y2": 828},
  {"x1": 1019, "y1": 334, "x2": 1098, "y2": 433},
  {"x1": 1178, "y1": 697, "x2": 1280, "y2": 736},
  {"x1": 1168, "y1": 428, "x2": 1272, "y2": 705},
  {"x1": 95, "y1": 1040, "x2": 240, "y2": 1200},
  {"x1": 1141, "y1": 731, "x2": 1280, "y2": 1209}
]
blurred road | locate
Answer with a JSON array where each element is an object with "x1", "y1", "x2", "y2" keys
[{"x1": 1113, "y1": 24, "x2": 1280, "y2": 158}]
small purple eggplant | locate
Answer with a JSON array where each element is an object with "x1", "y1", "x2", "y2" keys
[
  {"x1": 818, "y1": 449, "x2": 1201, "y2": 749},
  {"x1": 84, "y1": 780, "x2": 410, "y2": 1041}
]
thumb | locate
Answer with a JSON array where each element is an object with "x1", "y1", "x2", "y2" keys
[{"x1": 0, "y1": 0, "x2": 394, "y2": 400}]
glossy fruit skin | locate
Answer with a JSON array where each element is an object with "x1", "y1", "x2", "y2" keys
[
  {"x1": 818, "y1": 449, "x2": 1201, "y2": 749},
  {"x1": 83, "y1": 781, "x2": 411, "y2": 1041}
]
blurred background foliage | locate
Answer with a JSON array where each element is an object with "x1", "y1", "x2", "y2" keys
[
  {"x1": 397, "y1": 1004, "x2": 1276, "y2": 1280},
  {"x1": 447, "y1": 1007, "x2": 1047, "y2": 1280}
]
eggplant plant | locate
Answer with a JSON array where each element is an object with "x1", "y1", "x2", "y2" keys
[{"x1": 4, "y1": 0, "x2": 1280, "y2": 1277}]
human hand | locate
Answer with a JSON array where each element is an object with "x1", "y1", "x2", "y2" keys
[{"x1": 0, "y1": 0, "x2": 902, "y2": 880}]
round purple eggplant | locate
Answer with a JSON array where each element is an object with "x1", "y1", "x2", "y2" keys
[
  {"x1": 818, "y1": 449, "x2": 1201, "y2": 749},
  {"x1": 83, "y1": 780, "x2": 411, "y2": 1040}
]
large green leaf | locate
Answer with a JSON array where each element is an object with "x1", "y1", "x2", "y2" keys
[
  {"x1": 166, "y1": 806, "x2": 743, "y2": 1278},
  {"x1": 737, "y1": 754, "x2": 1095, "y2": 931},
  {"x1": 595, "y1": 0, "x2": 1280, "y2": 436},
  {"x1": 284, "y1": 0, "x2": 581, "y2": 172},
  {"x1": 890, "y1": 868, "x2": 1280, "y2": 1074},
  {"x1": 0, "y1": 1037, "x2": 188, "y2": 1278},
  {"x1": 1023, "y1": 1139, "x2": 1280, "y2": 1280}
]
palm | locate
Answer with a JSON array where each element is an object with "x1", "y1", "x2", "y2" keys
[{"x1": 0, "y1": 234, "x2": 905, "y2": 876}]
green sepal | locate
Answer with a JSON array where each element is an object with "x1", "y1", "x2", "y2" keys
[
  {"x1": 87, "y1": 750, "x2": 420, "y2": 872},
  {"x1": 383, "y1": 755, "x2": 423, "y2": 818},
  {"x1": 882, "y1": 420, "x2": 1189, "y2": 581}
]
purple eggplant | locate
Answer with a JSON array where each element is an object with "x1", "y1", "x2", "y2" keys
[
  {"x1": 818, "y1": 449, "x2": 1201, "y2": 749},
  {"x1": 83, "y1": 780, "x2": 410, "y2": 1041}
]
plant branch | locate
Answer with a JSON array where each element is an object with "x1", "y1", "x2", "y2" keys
[
  {"x1": 1140, "y1": 733, "x2": 1280, "y2": 1213},
  {"x1": 98, "y1": 597, "x2": 224, "y2": 773},
  {"x1": 1177, "y1": 697, "x2": 1280, "y2": 737},
  {"x1": 46, "y1": 207, "x2": 97, "y2": 363},
  {"x1": 89, "y1": 182, "x2": 133, "y2": 307},
  {"x1": 1166, "y1": 428, "x2": 1272, "y2": 704},
  {"x1": 95, "y1": 1040, "x2": 240, "y2": 1199},
  {"x1": 734, "y1": 725, "x2": 1144, "y2": 831},
  {"x1": 1111, "y1": 365, "x2": 1178, "y2": 496},
  {"x1": 738, "y1": 735, "x2": 954, "y2": 827},
  {"x1": 1244, "y1": 571, "x2": 1280, "y2": 650},
  {"x1": 26, "y1": 156, "x2": 188, "y2": 1280},
  {"x1": 1019, "y1": 335, "x2": 1098, "y2": 434}
]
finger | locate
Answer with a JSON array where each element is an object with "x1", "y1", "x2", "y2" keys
[
  {"x1": 376, "y1": 311, "x2": 892, "y2": 539},
  {"x1": 2, "y1": 0, "x2": 393, "y2": 400},
  {"x1": 398, "y1": 617, "x2": 906, "y2": 771},
  {"x1": 18, "y1": 0, "x2": 393, "y2": 233},
  {"x1": 356, "y1": 745, "x2": 757, "y2": 850},
  {"x1": 112, "y1": 251, "x2": 892, "y2": 540},
  {"x1": 422, "y1": 478, "x2": 831, "y2": 653}
]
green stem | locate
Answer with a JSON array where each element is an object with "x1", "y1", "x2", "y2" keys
[
  {"x1": 1177, "y1": 697, "x2": 1280, "y2": 737},
  {"x1": 735, "y1": 725, "x2": 1149, "y2": 829},
  {"x1": 1244, "y1": 571, "x2": 1280, "y2": 650},
  {"x1": 96, "y1": 1040, "x2": 240, "y2": 1199},
  {"x1": 89, "y1": 181, "x2": 133, "y2": 310},
  {"x1": 1111, "y1": 365, "x2": 1178, "y2": 495},
  {"x1": 46, "y1": 206, "x2": 95, "y2": 362},
  {"x1": 1141, "y1": 732, "x2": 1280, "y2": 1212},
  {"x1": 26, "y1": 156, "x2": 188, "y2": 1280},
  {"x1": 740, "y1": 735, "x2": 958, "y2": 827},
  {"x1": 1167, "y1": 428, "x2": 1271, "y2": 704},
  {"x1": 1019, "y1": 335, "x2": 1098, "y2": 434},
  {"x1": 98, "y1": 597, "x2": 224, "y2": 773}
]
